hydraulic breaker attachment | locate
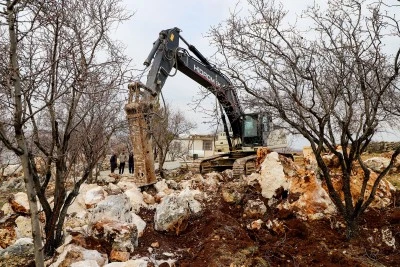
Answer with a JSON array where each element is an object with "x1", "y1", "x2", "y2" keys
[{"x1": 125, "y1": 81, "x2": 157, "y2": 186}]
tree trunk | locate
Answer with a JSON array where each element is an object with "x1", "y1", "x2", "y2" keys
[
  {"x1": 7, "y1": 1, "x2": 45, "y2": 265},
  {"x1": 345, "y1": 217, "x2": 359, "y2": 240},
  {"x1": 158, "y1": 148, "x2": 165, "y2": 178},
  {"x1": 20, "y1": 152, "x2": 45, "y2": 267}
]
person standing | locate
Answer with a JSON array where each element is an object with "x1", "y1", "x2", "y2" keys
[
  {"x1": 110, "y1": 153, "x2": 117, "y2": 173},
  {"x1": 128, "y1": 152, "x2": 134, "y2": 174},
  {"x1": 119, "y1": 151, "x2": 128, "y2": 174}
]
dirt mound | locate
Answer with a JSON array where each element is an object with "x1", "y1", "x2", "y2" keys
[{"x1": 128, "y1": 184, "x2": 400, "y2": 266}]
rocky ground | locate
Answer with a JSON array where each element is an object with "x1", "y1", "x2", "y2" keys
[{"x1": 1, "y1": 151, "x2": 400, "y2": 266}]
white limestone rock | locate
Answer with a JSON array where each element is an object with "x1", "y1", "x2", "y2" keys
[
  {"x1": 15, "y1": 216, "x2": 32, "y2": 239},
  {"x1": 364, "y1": 157, "x2": 391, "y2": 173},
  {"x1": 70, "y1": 260, "x2": 100, "y2": 267},
  {"x1": 258, "y1": 152, "x2": 290, "y2": 199},
  {"x1": 124, "y1": 187, "x2": 147, "y2": 213},
  {"x1": 49, "y1": 244, "x2": 107, "y2": 267},
  {"x1": 243, "y1": 199, "x2": 267, "y2": 219},
  {"x1": 104, "y1": 259, "x2": 149, "y2": 267},
  {"x1": 154, "y1": 179, "x2": 169, "y2": 193},
  {"x1": 178, "y1": 188, "x2": 203, "y2": 214},
  {"x1": 84, "y1": 186, "x2": 107, "y2": 208},
  {"x1": 154, "y1": 195, "x2": 190, "y2": 234},
  {"x1": 9, "y1": 192, "x2": 30, "y2": 214},
  {"x1": 68, "y1": 184, "x2": 99, "y2": 215},
  {"x1": 92, "y1": 219, "x2": 138, "y2": 252},
  {"x1": 131, "y1": 213, "x2": 146, "y2": 237},
  {"x1": 116, "y1": 181, "x2": 137, "y2": 191},
  {"x1": 89, "y1": 194, "x2": 133, "y2": 224}
]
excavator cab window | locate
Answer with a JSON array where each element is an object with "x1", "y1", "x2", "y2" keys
[
  {"x1": 243, "y1": 115, "x2": 258, "y2": 137},
  {"x1": 242, "y1": 114, "x2": 263, "y2": 147}
]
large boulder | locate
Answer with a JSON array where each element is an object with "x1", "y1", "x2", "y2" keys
[
  {"x1": 15, "y1": 216, "x2": 33, "y2": 239},
  {"x1": 282, "y1": 174, "x2": 337, "y2": 220},
  {"x1": 249, "y1": 152, "x2": 290, "y2": 201},
  {"x1": 0, "y1": 238, "x2": 34, "y2": 267},
  {"x1": 84, "y1": 186, "x2": 107, "y2": 208},
  {"x1": 364, "y1": 157, "x2": 391, "y2": 173},
  {"x1": 178, "y1": 188, "x2": 203, "y2": 214},
  {"x1": 154, "y1": 195, "x2": 191, "y2": 235},
  {"x1": 92, "y1": 219, "x2": 138, "y2": 253},
  {"x1": 221, "y1": 180, "x2": 247, "y2": 204},
  {"x1": 68, "y1": 184, "x2": 100, "y2": 216},
  {"x1": 89, "y1": 195, "x2": 138, "y2": 257},
  {"x1": 89, "y1": 194, "x2": 133, "y2": 224},
  {"x1": 49, "y1": 244, "x2": 108, "y2": 267},
  {"x1": 124, "y1": 187, "x2": 147, "y2": 213},
  {"x1": 9, "y1": 192, "x2": 30, "y2": 215}
]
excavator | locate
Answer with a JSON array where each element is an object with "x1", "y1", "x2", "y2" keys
[{"x1": 125, "y1": 27, "x2": 288, "y2": 186}]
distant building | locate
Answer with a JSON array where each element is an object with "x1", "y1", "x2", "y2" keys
[
  {"x1": 184, "y1": 134, "x2": 215, "y2": 159},
  {"x1": 165, "y1": 133, "x2": 216, "y2": 160}
]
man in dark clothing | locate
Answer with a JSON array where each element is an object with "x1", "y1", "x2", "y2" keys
[
  {"x1": 110, "y1": 154, "x2": 117, "y2": 173},
  {"x1": 128, "y1": 152, "x2": 134, "y2": 174}
]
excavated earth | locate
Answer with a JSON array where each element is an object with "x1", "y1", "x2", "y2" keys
[
  {"x1": 132, "y1": 183, "x2": 400, "y2": 267},
  {"x1": 1, "y1": 153, "x2": 400, "y2": 266}
]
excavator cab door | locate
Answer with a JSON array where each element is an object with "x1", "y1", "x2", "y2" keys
[{"x1": 241, "y1": 113, "x2": 265, "y2": 148}]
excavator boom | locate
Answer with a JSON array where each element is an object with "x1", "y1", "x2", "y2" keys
[{"x1": 125, "y1": 27, "x2": 286, "y2": 184}]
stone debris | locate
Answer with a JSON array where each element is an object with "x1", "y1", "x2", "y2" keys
[
  {"x1": 49, "y1": 244, "x2": 108, "y2": 267},
  {"x1": 0, "y1": 238, "x2": 34, "y2": 267},
  {"x1": 9, "y1": 192, "x2": 30, "y2": 215},
  {"x1": 89, "y1": 194, "x2": 133, "y2": 224},
  {"x1": 248, "y1": 219, "x2": 263, "y2": 230},
  {"x1": 243, "y1": 199, "x2": 267, "y2": 219},
  {"x1": 154, "y1": 194, "x2": 191, "y2": 234},
  {"x1": 381, "y1": 227, "x2": 396, "y2": 249},
  {"x1": 221, "y1": 180, "x2": 247, "y2": 203},
  {"x1": 252, "y1": 152, "x2": 290, "y2": 199},
  {"x1": 364, "y1": 157, "x2": 393, "y2": 173},
  {"x1": 14, "y1": 216, "x2": 33, "y2": 239},
  {"x1": 0, "y1": 147, "x2": 397, "y2": 265},
  {"x1": 85, "y1": 186, "x2": 107, "y2": 208}
]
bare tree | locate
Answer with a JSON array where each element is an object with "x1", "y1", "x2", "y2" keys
[
  {"x1": 151, "y1": 105, "x2": 196, "y2": 177},
  {"x1": 168, "y1": 140, "x2": 188, "y2": 161},
  {"x1": 0, "y1": 0, "x2": 132, "y2": 258},
  {"x1": 210, "y1": 0, "x2": 400, "y2": 238}
]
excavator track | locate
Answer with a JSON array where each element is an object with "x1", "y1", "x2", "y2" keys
[
  {"x1": 232, "y1": 154, "x2": 257, "y2": 179},
  {"x1": 193, "y1": 151, "x2": 258, "y2": 179}
]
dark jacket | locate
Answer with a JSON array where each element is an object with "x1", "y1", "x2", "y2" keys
[
  {"x1": 110, "y1": 154, "x2": 117, "y2": 168},
  {"x1": 128, "y1": 153, "x2": 134, "y2": 165}
]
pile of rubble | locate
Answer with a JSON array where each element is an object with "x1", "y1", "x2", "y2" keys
[{"x1": 0, "y1": 150, "x2": 397, "y2": 266}]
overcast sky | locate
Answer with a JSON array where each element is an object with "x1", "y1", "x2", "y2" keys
[
  {"x1": 114, "y1": 0, "x2": 400, "y2": 147},
  {"x1": 114, "y1": 0, "x2": 312, "y2": 134}
]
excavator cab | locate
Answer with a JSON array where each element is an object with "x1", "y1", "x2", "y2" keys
[{"x1": 241, "y1": 113, "x2": 269, "y2": 149}]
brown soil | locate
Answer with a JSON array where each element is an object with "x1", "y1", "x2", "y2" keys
[{"x1": 134, "y1": 184, "x2": 400, "y2": 267}]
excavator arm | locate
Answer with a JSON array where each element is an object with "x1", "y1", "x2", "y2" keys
[
  {"x1": 125, "y1": 27, "x2": 285, "y2": 185},
  {"x1": 143, "y1": 27, "x2": 243, "y2": 140}
]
